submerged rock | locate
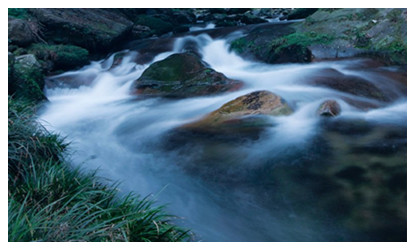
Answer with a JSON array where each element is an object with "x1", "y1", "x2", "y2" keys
[
  {"x1": 182, "y1": 90, "x2": 293, "y2": 134},
  {"x1": 307, "y1": 68, "x2": 389, "y2": 101},
  {"x1": 318, "y1": 100, "x2": 341, "y2": 117},
  {"x1": 133, "y1": 52, "x2": 242, "y2": 98}
]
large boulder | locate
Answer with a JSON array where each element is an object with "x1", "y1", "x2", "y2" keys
[
  {"x1": 182, "y1": 90, "x2": 293, "y2": 134},
  {"x1": 8, "y1": 17, "x2": 38, "y2": 46},
  {"x1": 28, "y1": 8, "x2": 134, "y2": 52},
  {"x1": 133, "y1": 52, "x2": 243, "y2": 98}
]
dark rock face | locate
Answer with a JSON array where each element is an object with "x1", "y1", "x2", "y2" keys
[
  {"x1": 318, "y1": 100, "x2": 341, "y2": 117},
  {"x1": 28, "y1": 8, "x2": 134, "y2": 52},
  {"x1": 8, "y1": 17, "x2": 38, "y2": 46},
  {"x1": 133, "y1": 52, "x2": 243, "y2": 98},
  {"x1": 181, "y1": 90, "x2": 293, "y2": 134}
]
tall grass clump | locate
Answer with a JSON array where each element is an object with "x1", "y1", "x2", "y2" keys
[{"x1": 8, "y1": 96, "x2": 191, "y2": 242}]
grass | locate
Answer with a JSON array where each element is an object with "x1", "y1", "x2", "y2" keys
[{"x1": 8, "y1": 97, "x2": 191, "y2": 242}]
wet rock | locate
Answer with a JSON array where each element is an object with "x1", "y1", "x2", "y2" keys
[
  {"x1": 323, "y1": 118, "x2": 373, "y2": 136},
  {"x1": 28, "y1": 8, "x2": 133, "y2": 52},
  {"x1": 335, "y1": 166, "x2": 367, "y2": 185},
  {"x1": 133, "y1": 52, "x2": 242, "y2": 98},
  {"x1": 318, "y1": 100, "x2": 341, "y2": 117},
  {"x1": 131, "y1": 24, "x2": 152, "y2": 39},
  {"x1": 181, "y1": 90, "x2": 293, "y2": 134}
]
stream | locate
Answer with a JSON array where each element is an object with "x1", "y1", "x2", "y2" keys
[{"x1": 38, "y1": 24, "x2": 407, "y2": 242}]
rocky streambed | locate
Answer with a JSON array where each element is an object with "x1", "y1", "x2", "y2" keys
[{"x1": 9, "y1": 8, "x2": 406, "y2": 242}]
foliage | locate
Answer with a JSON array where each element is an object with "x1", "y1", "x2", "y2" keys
[{"x1": 8, "y1": 97, "x2": 192, "y2": 242}]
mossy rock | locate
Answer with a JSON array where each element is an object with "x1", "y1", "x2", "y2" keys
[
  {"x1": 134, "y1": 52, "x2": 243, "y2": 98},
  {"x1": 28, "y1": 43, "x2": 89, "y2": 71},
  {"x1": 9, "y1": 54, "x2": 46, "y2": 102},
  {"x1": 229, "y1": 23, "x2": 298, "y2": 63},
  {"x1": 268, "y1": 32, "x2": 334, "y2": 63}
]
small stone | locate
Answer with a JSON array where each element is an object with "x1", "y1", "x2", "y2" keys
[{"x1": 318, "y1": 100, "x2": 341, "y2": 117}]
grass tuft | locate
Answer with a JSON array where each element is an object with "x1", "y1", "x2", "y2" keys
[{"x1": 8, "y1": 96, "x2": 192, "y2": 242}]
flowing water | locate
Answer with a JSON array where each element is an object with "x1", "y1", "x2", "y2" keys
[{"x1": 38, "y1": 27, "x2": 407, "y2": 242}]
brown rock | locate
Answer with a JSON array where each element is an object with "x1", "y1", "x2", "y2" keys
[
  {"x1": 318, "y1": 100, "x2": 341, "y2": 117},
  {"x1": 182, "y1": 90, "x2": 293, "y2": 133}
]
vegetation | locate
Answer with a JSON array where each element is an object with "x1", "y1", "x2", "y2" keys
[
  {"x1": 8, "y1": 97, "x2": 191, "y2": 241},
  {"x1": 28, "y1": 43, "x2": 89, "y2": 70},
  {"x1": 9, "y1": 58, "x2": 46, "y2": 102}
]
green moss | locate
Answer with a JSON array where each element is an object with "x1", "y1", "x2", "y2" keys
[
  {"x1": 141, "y1": 53, "x2": 205, "y2": 82},
  {"x1": 8, "y1": 8, "x2": 28, "y2": 19},
  {"x1": 11, "y1": 62, "x2": 45, "y2": 102},
  {"x1": 135, "y1": 15, "x2": 174, "y2": 36},
  {"x1": 28, "y1": 43, "x2": 89, "y2": 70},
  {"x1": 230, "y1": 37, "x2": 257, "y2": 54},
  {"x1": 270, "y1": 32, "x2": 334, "y2": 54}
]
